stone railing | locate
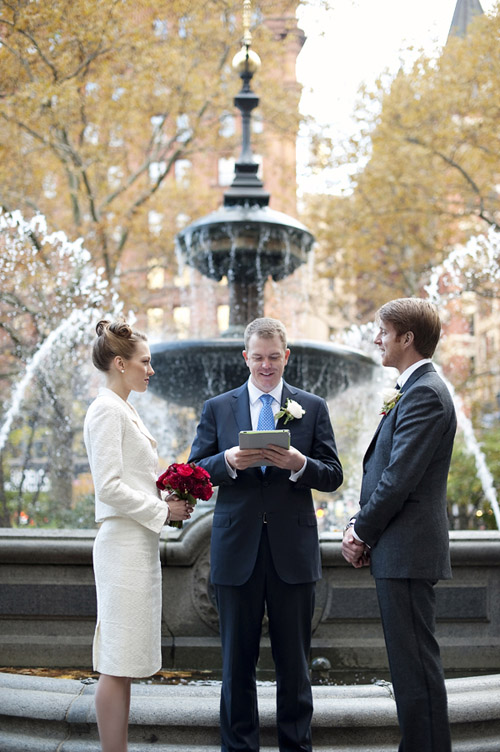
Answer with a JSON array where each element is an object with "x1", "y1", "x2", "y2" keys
[{"x1": 0, "y1": 517, "x2": 499, "y2": 676}]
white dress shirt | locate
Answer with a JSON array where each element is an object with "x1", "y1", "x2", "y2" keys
[
  {"x1": 225, "y1": 378, "x2": 307, "y2": 480},
  {"x1": 396, "y1": 358, "x2": 432, "y2": 389}
]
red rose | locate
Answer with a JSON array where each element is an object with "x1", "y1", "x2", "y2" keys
[
  {"x1": 177, "y1": 464, "x2": 194, "y2": 477},
  {"x1": 156, "y1": 462, "x2": 213, "y2": 529},
  {"x1": 192, "y1": 465, "x2": 210, "y2": 480}
]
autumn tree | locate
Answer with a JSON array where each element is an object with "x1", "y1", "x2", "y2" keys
[
  {"x1": 305, "y1": 5, "x2": 500, "y2": 320},
  {"x1": 0, "y1": 0, "x2": 304, "y2": 296},
  {"x1": 0, "y1": 209, "x2": 113, "y2": 522}
]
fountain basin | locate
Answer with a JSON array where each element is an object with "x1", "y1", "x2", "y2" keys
[
  {"x1": 149, "y1": 339, "x2": 376, "y2": 407},
  {"x1": 1, "y1": 670, "x2": 499, "y2": 751},
  {"x1": 176, "y1": 203, "x2": 315, "y2": 282}
]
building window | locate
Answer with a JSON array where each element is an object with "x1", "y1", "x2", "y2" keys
[
  {"x1": 173, "y1": 306, "x2": 190, "y2": 338},
  {"x1": 108, "y1": 166, "x2": 123, "y2": 189},
  {"x1": 175, "y1": 159, "x2": 191, "y2": 185},
  {"x1": 147, "y1": 259, "x2": 164, "y2": 290},
  {"x1": 219, "y1": 113, "x2": 236, "y2": 138},
  {"x1": 252, "y1": 114, "x2": 263, "y2": 134},
  {"x1": 84, "y1": 123, "x2": 99, "y2": 144},
  {"x1": 148, "y1": 210, "x2": 162, "y2": 236},
  {"x1": 147, "y1": 308, "x2": 164, "y2": 337},
  {"x1": 217, "y1": 304, "x2": 229, "y2": 332},
  {"x1": 149, "y1": 161, "x2": 166, "y2": 183},
  {"x1": 176, "y1": 213, "x2": 190, "y2": 230},
  {"x1": 254, "y1": 154, "x2": 263, "y2": 180},
  {"x1": 218, "y1": 157, "x2": 235, "y2": 186},
  {"x1": 176, "y1": 114, "x2": 192, "y2": 143},
  {"x1": 174, "y1": 266, "x2": 191, "y2": 288},
  {"x1": 42, "y1": 173, "x2": 57, "y2": 199}
]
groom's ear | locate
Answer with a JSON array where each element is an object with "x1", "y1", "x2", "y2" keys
[{"x1": 242, "y1": 349, "x2": 249, "y2": 366}]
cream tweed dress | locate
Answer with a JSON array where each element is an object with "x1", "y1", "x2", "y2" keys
[{"x1": 84, "y1": 388, "x2": 168, "y2": 677}]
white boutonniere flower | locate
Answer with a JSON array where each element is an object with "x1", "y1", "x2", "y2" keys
[
  {"x1": 380, "y1": 387, "x2": 403, "y2": 416},
  {"x1": 275, "y1": 398, "x2": 306, "y2": 425}
]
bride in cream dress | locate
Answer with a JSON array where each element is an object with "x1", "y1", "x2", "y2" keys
[{"x1": 84, "y1": 319, "x2": 193, "y2": 752}]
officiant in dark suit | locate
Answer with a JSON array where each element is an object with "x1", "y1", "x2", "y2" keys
[
  {"x1": 189, "y1": 317, "x2": 343, "y2": 752},
  {"x1": 342, "y1": 297, "x2": 457, "y2": 752}
]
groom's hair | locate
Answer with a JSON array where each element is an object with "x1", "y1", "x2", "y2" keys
[
  {"x1": 378, "y1": 298, "x2": 441, "y2": 359},
  {"x1": 244, "y1": 317, "x2": 288, "y2": 351}
]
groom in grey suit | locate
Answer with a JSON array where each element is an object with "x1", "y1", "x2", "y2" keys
[{"x1": 342, "y1": 298, "x2": 456, "y2": 752}]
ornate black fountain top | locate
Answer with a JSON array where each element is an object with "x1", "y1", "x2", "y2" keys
[
  {"x1": 175, "y1": 1, "x2": 315, "y2": 328},
  {"x1": 223, "y1": 5, "x2": 269, "y2": 208},
  {"x1": 151, "y1": 2, "x2": 376, "y2": 403}
]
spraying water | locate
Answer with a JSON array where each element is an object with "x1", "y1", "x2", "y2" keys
[
  {"x1": 439, "y1": 370, "x2": 500, "y2": 530},
  {"x1": 425, "y1": 229, "x2": 500, "y2": 530},
  {"x1": 0, "y1": 209, "x2": 121, "y2": 455},
  {"x1": 0, "y1": 309, "x2": 94, "y2": 453}
]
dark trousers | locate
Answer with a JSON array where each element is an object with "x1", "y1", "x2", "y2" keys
[
  {"x1": 214, "y1": 526, "x2": 315, "y2": 752},
  {"x1": 375, "y1": 578, "x2": 451, "y2": 752}
]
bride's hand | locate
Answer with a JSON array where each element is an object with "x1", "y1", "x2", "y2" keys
[{"x1": 165, "y1": 492, "x2": 194, "y2": 521}]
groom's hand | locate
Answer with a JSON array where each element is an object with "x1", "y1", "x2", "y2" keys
[
  {"x1": 342, "y1": 533, "x2": 370, "y2": 568},
  {"x1": 226, "y1": 445, "x2": 264, "y2": 470},
  {"x1": 261, "y1": 444, "x2": 305, "y2": 472}
]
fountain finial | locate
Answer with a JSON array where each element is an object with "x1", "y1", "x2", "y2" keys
[
  {"x1": 224, "y1": 0, "x2": 268, "y2": 207},
  {"x1": 232, "y1": 0, "x2": 261, "y2": 76}
]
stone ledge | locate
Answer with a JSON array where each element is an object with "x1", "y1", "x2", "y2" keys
[
  {"x1": 0, "y1": 672, "x2": 499, "y2": 752},
  {"x1": 1, "y1": 526, "x2": 499, "y2": 566}
]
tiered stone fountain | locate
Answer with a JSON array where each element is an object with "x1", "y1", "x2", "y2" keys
[
  {"x1": 148, "y1": 18, "x2": 374, "y2": 406},
  {"x1": 0, "y1": 7, "x2": 499, "y2": 752}
]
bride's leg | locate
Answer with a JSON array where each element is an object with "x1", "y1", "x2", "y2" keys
[{"x1": 95, "y1": 673, "x2": 131, "y2": 752}]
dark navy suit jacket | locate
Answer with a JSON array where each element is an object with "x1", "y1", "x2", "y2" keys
[
  {"x1": 189, "y1": 380, "x2": 343, "y2": 586},
  {"x1": 355, "y1": 363, "x2": 456, "y2": 580}
]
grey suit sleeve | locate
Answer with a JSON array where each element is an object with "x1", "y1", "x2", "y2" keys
[{"x1": 354, "y1": 384, "x2": 452, "y2": 548}]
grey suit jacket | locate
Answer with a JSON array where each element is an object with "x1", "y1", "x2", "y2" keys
[{"x1": 354, "y1": 363, "x2": 456, "y2": 580}]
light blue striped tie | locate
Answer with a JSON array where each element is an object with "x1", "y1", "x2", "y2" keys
[{"x1": 257, "y1": 394, "x2": 275, "y2": 472}]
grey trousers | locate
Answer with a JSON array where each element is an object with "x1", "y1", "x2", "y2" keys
[{"x1": 375, "y1": 577, "x2": 451, "y2": 752}]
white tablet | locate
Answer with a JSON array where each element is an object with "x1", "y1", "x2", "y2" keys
[{"x1": 239, "y1": 430, "x2": 290, "y2": 466}]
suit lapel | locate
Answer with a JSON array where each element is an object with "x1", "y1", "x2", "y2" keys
[
  {"x1": 364, "y1": 363, "x2": 436, "y2": 462},
  {"x1": 101, "y1": 387, "x2": 157, "y2": 448},
  {"x1": 128, "y1": 408, "x2": 157, "y2": 448},
  {"x1": 230, "y1": 383, "x2": 252, "y2": 432},
  {"x1": 276, "y1": 381, "x2": 299, "y2": 429}
]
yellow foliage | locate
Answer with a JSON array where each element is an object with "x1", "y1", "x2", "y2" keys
[
  {"x1": 305, "y1": 7, "x2": 500, "y2": 319},
  {"x1": 0, "y1": 0, "x2": 303, "y2": 285}
]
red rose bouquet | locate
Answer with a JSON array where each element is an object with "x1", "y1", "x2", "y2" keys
[{"x1": 156, "y1": 462, "x2": 213, "y2": 529}]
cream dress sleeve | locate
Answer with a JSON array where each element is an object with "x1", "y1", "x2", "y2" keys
[{"x1": 84, "y1": 393, "x2": 168, "y2": 534}]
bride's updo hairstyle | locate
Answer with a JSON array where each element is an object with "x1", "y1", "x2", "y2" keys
[{"x1": 92, "y1": 319, "x2": 148, "y2": 372}]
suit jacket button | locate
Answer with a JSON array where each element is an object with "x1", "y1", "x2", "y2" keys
[{"x1": 263, "y1": 480, "x2": 270, "y2": 487}]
